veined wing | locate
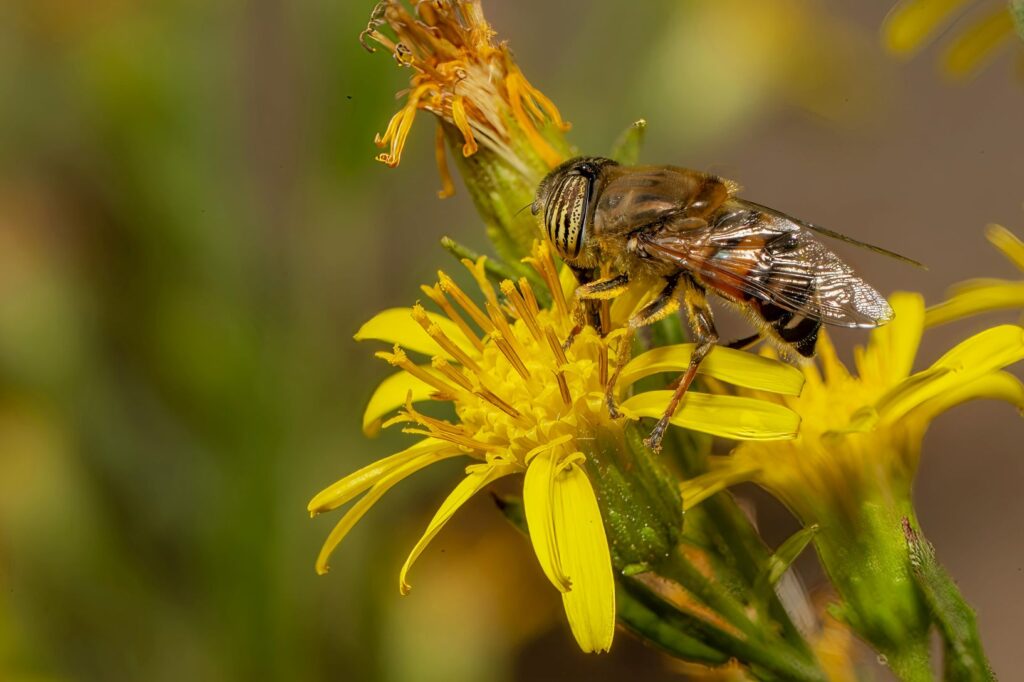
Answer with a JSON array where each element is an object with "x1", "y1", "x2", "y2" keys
[{"x1": 641, "y1": 200, "x2": 894, "y2": 328}]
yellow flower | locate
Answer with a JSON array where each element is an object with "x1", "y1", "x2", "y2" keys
[
  {"x1": 883, "y1": 0, "x2": 1022, "y2": 78},
  {"x1": 362, "y1": 0, "x2": 570, "y2": 190},
  {"x1": 310, "y1": 242, "x2": 804, "y2": 653},
  {"x1": 681, "y1": 290, "x2": 1023, "y2": 671},
  {"x1": 686, "y1": 292, "x2": 1024, "y2": 522},
  {"x1": 925, "y1": 224, "x2": 1024, "y2": 326}
]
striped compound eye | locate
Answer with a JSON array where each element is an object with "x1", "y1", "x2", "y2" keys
[{"x1": 543, "y1": 172, "x2": 591, "y2": 262}]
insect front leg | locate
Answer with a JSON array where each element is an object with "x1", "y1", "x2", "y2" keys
[
  {"x1": 605, "y1": 273, "x2": 682, "y2": 419},
  {"x1": 563, "y1": 270, "x2": 630, "y2": 350},
  {"x1": 644, "y1": 276, "x2": 718, "y2": 453}
]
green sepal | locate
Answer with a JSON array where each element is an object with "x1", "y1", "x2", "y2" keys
[
  {"x1": 754, "y1": 524, "x2": 819, "y2": 600},
  {"x1": 580, "y1": 422, "x2": 684, "y2": 571},
  {"x1": 609, "y1": 119, "x2": 647, "y2": 165},
  {"x1": 903, "y1": 518, "x2": 995, "y2": 681}
]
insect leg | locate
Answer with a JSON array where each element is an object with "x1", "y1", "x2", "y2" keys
[
  {"x1": 724, "y1": 333, "x2": 761, "y2": 351},
  {"x1": 604, "y1": 327, "x2": 634, "y2": 419},
  {"x1": 644, "y1": 277, "x2": 718, "y2": 453},
  {"x1": 561, "y1": 266, "x2": 605, "y2": 350},
  {"x1": 628, "y1": 272, "x2": 681, "y2": 328},
  {"x1": 576, "y1": 272, "x2": 631, "y2": 300},
  {"x1": 604, "y1": 273, "x2": 683, "y2": 417}
]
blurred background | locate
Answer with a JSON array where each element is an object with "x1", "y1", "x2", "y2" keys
[{"x1": 0, "y1": 1, "x2": 1021, "y2": 680}]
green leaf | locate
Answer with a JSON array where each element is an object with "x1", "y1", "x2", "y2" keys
[
  {"x1": 609, "y1": 119, "x2": 647, "y2": 165},
  {"x1": 903, "y1": 518, "x2": 994, "y2": 681},
  {"x1": 755, "y1": 525, "x2": 819, "y2": 600}
]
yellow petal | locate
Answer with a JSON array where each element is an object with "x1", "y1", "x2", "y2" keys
[
  {"x1": 882, "y1": 0, "x2": 974, "y2": 56},
  {"x1": 619, "y1": 391, "x2": 801, "y2": 441},
  {"x1": 911, "y1": 370, "x2": 1024, "y2": 425},
  {"x1": 354, "y1": 308, "x2": 475, "y2": 358},
  {"x1": 398, "y1": 463, "x2": 516, "y2": 594},
  {"x1": 618, "y1": 345, "x2": 804, "y2": 396},
  {"x1": 860, "y1": 292, "x2": 925, "y2": 383},
  {"x1": 524, "y1": 451, "x2": 571, "y2": 592},
  {"x1": 875, "y1": 325, "x2": 1024, "y2": 423},
  {"x1": 307, "y1": 438, "x2": 458, "y2": 515},
  {"x1": 925, "y1": 280, "x2": 1024, "y2": 328},
  {"x1": 363, "y1": 368, "x2": 439, "y2": 436},
  {"x1": 553, "y1": 458, "x2": 616, "y2": 653},
  {"x1": 987, "y1": 224, "x2": 1024, "y2": 272},
  {"x1": 312, "y1": 450, "x2": 461, "y2": 575}
]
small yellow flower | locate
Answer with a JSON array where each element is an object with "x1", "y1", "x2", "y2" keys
[
  {"x1": 310, "y1": 242, "x2": 804, "y2": 653},
  {"x1": 883, "y1": 0, "x2": 1022, "y2": 78},
  {"x1": 362, "y1": 0, "x2": 570, "y2": 191},
  {"x1": 925, "y1": 224, "x2": 1024, "y2": 326},
  {"x1": 679, "y1": 290, "x2": 1023, "y2": 668},
  {"x1": 685, "y1": 292, "x2": 1024, "y2": 521}
]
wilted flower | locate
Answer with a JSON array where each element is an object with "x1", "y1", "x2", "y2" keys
[
  {"x1": 310, "y1": 242, "x2": 804, "y2": 653},
  {"x1": 362, "y1": 0, "x2": 572, "y2": 259}
]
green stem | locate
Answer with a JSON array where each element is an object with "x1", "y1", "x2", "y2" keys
[{"x1": 619, "y1": 576, "x2": 826, "y2": 682}]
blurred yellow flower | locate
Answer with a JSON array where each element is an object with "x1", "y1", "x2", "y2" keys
[
  {"x1": 310, "y1": 242, "x2": 805, "y2": 653},
  {"x1": 883, "y1": 0, "x2": 1022, "y2": 78},
  {"x1": 926, "y1": 224, "x2": 1024, "y2": 326}
]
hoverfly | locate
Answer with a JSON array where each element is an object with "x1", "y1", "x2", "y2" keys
[{"x1": 532, "y1": 156, "x2": 919, "y2": 452}]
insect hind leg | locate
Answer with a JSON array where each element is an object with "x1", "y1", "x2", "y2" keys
[{"x1": 644, "y1": 277, "x2": 718, "y2": 453}]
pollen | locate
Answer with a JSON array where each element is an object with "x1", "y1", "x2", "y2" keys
[{"x1": 400, "y1": 243, "x2": 615, "y2": 468}]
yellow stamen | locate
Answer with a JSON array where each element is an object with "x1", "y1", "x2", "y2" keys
[
  {"x1": 486, "y1": 301, "x2": 529, "y2": 363},
  {"x1": 374, "y1": 107, "x2": 405, "y2": 149},
  {"x1": 401, "y1": 399, "x2": 498, "y2": 453},
  {"x1": 377, "y1": 346, "x2": 461, "y2": 400},
  {"x1": 525, "y1": 242, "x2": 569, "y2": 320},
  {"x1": 491, "y1": 331, "x2": 531, "y2": 381},
  {"x1": 451, "y1": 95, "x2": 479, "y2": 157},
  {"x1": 476, "y1": 386, "x2": 524, "y2": 420},
  {"x1": 518, "y1": 277, "x2": 542, "y2": 318},
  {"x1": 438, "y1": 271, "x2": 496, "y2": 333},
  {"x1": 376, "y1": 84, "x2": 438, "y2": 167},
  {"x1": 505, "y1": 68, "x2": 564, "y2": 168},
  {"x1": 420, "y1": 283, "x2": 485, "y2": 352},
  {"x1": 501, "y1": 280, "x2": 544, "y2": 342},
  {"x1": 411, "y1": 304, "x2": 482, "y2": 372},
  {"x1": 431, "y1": 357, "x2": 474, "y2": 391},
  {"x1": 462, "y1": 257, "x2": 501, "y2": 311},
  {"x1": 433, "y1": 123, "x2": 456, "y2": 199},
  {"x1": 543, "y1": 326, "x2": 573, "y2": 406}
]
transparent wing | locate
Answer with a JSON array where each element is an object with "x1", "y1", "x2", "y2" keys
[{"x1": 641, "y1": 201, "x2": 894, "y2": 328}]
